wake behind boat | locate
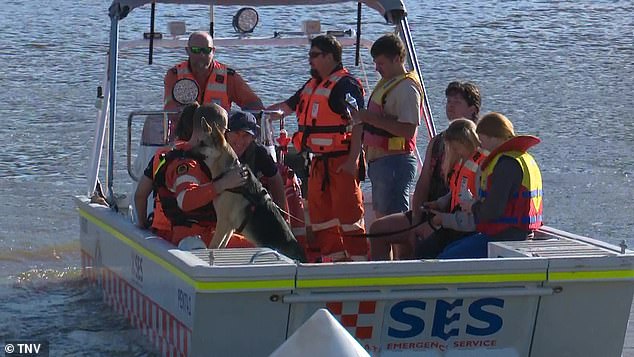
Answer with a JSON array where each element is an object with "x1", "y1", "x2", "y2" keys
[{"x1": 77, "y1": 1, "x2": 634, "y2": 356}]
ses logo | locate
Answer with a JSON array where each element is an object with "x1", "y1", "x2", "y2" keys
[{"x1": 387, "y1": 298, "x2": 504, "y2": 341}]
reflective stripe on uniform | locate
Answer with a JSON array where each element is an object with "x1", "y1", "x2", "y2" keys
[
  {"x1": 322, "y1": 251, "x2": 347, "y2": 262},
  {"x1": 311, "y1": 218, "x2": 340, "y2": 232},
  {"x1": 310, "y1": 218, "x2": 364, "y2": 233},
  {"x1": 341, "y1": 217, "x2": 364, "y2": 232},
  {"x1": 172, "y1": 174, "x2": 200, "y2": 191},
  {"x1": 176, "y1": 66, "x2": 191, "y2": 76},
  {"x1": 314, "y1": 87, "x2": 333, "y2": 97},
  {"x1": 464, "y1": 159, "x2": 479, "y2": 172},
  {"x1": 176, "y1": 191, "x2": 187, "y2": 209},
  {"x1": 206, "y1": 83, "x2": 227, "y2": 92},
  {"x1": 310, "y1": 137, "x2": 334, "y2": 146}
]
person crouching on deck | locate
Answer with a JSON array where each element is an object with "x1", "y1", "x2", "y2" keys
[
  {"x1": 225, "y1": 110, "x2": 289, "y2": 216},
  {"x1": 436, "y1": 112, "x2": 543, "y2": 259},
  {"x1": 267, "y1": 35, "x2": 367, "y2": 262},
  {"x1": 134, "y1": 102, "x2": 199, "y2": 236},
  {"x1": 152, "y1": 104, "x2": 250, "y2": 248}
]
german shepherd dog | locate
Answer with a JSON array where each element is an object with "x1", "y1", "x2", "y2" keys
[{"x1": 191, "y1": 122, "x2": 307, "y2": 262}]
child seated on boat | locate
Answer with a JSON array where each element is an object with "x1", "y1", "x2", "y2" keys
[
  {"x1": 434, "y1": 112, "x2": 543, "y2": 259},
  {"x1": 414, "y1": 118, "x2": 488, "y2": 258}
]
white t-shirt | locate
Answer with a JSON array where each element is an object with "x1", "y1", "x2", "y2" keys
[
  {"x1": 383, "y1": 78, "x2": 422, "y2": 126},
  {"x1": 366, "y1": 78, "x2": 421, "y2": 161}
]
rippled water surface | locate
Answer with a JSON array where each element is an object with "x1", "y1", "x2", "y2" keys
[{"x1": 0, "y1": 0, "x2": 632, "y2": 355}]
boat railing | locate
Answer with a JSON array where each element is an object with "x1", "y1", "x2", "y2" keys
[{"x1": 126, "y1": 109, "x2": 178, "y2": 181}]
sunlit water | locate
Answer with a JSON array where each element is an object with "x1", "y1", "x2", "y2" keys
[{"x1": 0, "y1": 0, "x2": 632, "y2": 354}]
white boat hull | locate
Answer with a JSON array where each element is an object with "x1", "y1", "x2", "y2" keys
[{"x1": 77, "y1": 196, "x2": 634, "y2": 357}]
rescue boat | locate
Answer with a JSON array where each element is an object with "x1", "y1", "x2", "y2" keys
[{"x1": 76, "y1": 1, "x2": 634, "y2": 356}]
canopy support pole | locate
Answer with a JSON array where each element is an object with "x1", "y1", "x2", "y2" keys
[
  {"x1": 209, "y1": 3, "x2": 215, "y2": 37},
  {"x1": 355, "y1": 1, "x2": 362, "y2": 66},
  {"x1": 148, "y1": 1, "x2": 156, "y2": 64},
  {"x1": 106, "y1": 9, "x2": 121, "y2": 203},
  {"x1": 394, "y1": 12, "x2": 436, "y2": 139}
]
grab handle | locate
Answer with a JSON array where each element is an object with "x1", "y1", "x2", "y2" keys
[{"x1": 249, "y1": 250, "x2": 283, "y2": 264}]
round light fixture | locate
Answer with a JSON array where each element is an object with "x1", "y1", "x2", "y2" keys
[
  {"x1": 172, "y1": 79, "x2": 199, "y2": 105},
  {"x1": 232, "y1": 7, "x2": 259, "y2": 34}
]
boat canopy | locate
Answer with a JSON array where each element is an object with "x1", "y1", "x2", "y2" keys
[
  {"x1": 109, "y1": 0, "x2": 406, "y2": 21},
  {"x1": 96, "y1": 0, "x2": 435, "y2": 201}
]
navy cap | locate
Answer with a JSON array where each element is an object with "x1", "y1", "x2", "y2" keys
[{"x1": 228, "y1": 110, "x2": 259, "y2": 136}]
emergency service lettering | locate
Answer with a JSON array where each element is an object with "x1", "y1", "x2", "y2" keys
[
  {"x1": 388, "y1": 298, "x2": 505, "y2": 340},
  {"x1": 466, "y1": 298, "x2": 504, "y2": 336},
  {"x1": 432, "y1": 299, "x2": 463, "y2": 340},
  {"x1": 131, "y1": 253, "x2": 143, "y2": 283},
  {"x1": 178, "y1": 288, "x2": 192, "y2": 316}
]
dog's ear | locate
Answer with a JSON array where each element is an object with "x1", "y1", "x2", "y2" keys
[
  {"x1": 200, "y1": 116, "x2": 213, "y2": 135},
  {"x1": 211, "y1": 122, "x2": 227, "y2": 147}
]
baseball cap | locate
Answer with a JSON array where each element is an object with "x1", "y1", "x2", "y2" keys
[{"x1": 228, "y1": 110, "x2": 259, "y2": 136}]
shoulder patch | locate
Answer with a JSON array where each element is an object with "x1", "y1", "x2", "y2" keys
[
  {"x1": 176, "y1": 164, "x2": 189, "y2": 175},
  {"x1": 226, "y1": 68, "x2": 236, "y2": 75}
]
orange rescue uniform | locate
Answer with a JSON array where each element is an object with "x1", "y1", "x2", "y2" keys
[
  {"x1": 164, "y1": 60, "x2": 261, "y2": 111},
  {"x1": 163, "y1": 60, "x2": 262, "y2": 138},
  {"x1": 146, "y1": 141, "x2": 188, "y2": 237},
  {"x1": 292, "y1": 68, "x2": 367, "y2": 261},
  {"x1": 159, "y1": 144, "x2": 253, "y2": 248}
]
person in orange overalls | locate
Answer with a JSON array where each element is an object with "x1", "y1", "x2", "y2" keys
[
  {"x1": 134, "y1": 102, "x2": 199, "y2": 236},
  {"x1": 164, "y1": 31, "x2": 263, "y2": 137},
  {"x1": 154, "y1": 104, "x2": 250, "y2": 247},
  {"x1": 267, "y1": 35, "x2": 367, "y2": 262}
]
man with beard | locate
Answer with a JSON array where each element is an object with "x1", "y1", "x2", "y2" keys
[
  {"x1": 164, "y1": 31, "x2": 263, "y2": 128},
  {"x1": 267, "y1": 35, "x2": 367, "y2": 262}
]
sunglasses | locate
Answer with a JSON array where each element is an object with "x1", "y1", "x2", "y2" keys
[
  {"x1": 190, "y1": 46, "x2": 214, "y2": 55},
  {"x1": 308, "y1": 51, "x2": 326, "y2": 59}
]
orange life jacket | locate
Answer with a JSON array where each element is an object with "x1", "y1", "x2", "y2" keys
[
  {"x1": 476, "y1": 136, "x2": 543, "y2": 236},
  {"x1": 149, "y1": 145, "x2": 178, "y2": 232},
  {"x1": 153, "y1": 148, "x2": 217, "y2": 227},
  {"x1": 363, "y1": 71, "x2": 420, "y2": 154},
  {"x1": 448, "y1": 148, "x2": 488, "y2": 211},
  {"x1": 292, "y1": 68, "x2": 360, "y2": 154},
  {"x1": 172, "y1": 60, "x2": 231, "y2": 111}
]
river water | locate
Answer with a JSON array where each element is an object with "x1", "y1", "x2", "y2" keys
[{"x1": 0, "y1": 0, "x2": 632, "y2": 355}]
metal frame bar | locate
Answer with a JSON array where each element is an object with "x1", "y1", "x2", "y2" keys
[
  {"x1": 283, "y1": 286, "x2": 555, "y2": 303},
  {"x1": 126, "y1": 110, "x2": 178, "y2": 181},
  {"x1": 396, "y1": 15, "x2": 436, "y2": 138},
  {"x1": 106, "y1": 12, "x2": 121, "y2": 203}
]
